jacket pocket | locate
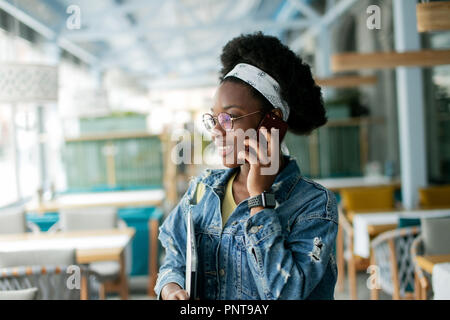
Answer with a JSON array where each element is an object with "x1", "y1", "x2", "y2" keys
[{"x1": 236, "y1": 235, "x2": 259, "y2": 299}]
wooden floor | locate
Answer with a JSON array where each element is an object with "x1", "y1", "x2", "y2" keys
[
  {"x1": 106, "y1": 276, "x2": 156, "y2": 300},
  {"x1": 108, "y1": 272, "x2": 393, "y2": 300},
  {"x1": 334, "y1": 271, "x2": 392, "y2": 300}
]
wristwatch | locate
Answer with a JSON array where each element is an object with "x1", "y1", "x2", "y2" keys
[{"x1": 248, "y1": 191, "x2": 276, "y2": 209}]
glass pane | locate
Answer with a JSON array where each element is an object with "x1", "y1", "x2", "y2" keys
[
  {"x1": 0, "y1": 104, "x2": 18, "y2": 206},
  {"x1": 425, "y1": 31, "x2": 450, "y2": 183},
  {"x1": 15, "y1": 104, "x2": 39, "y2": 198}
]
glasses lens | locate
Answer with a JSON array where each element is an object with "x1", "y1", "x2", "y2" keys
[
  {"x1": 202, "y1": 114, "x2": 215, "y2": 131},
  {"x1": 218, "y1": 113, "x2": 232, "y2": 131}
]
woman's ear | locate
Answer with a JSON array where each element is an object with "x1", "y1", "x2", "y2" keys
[{"x1": 272, "y1": 108, "x2": 283, "y2": 119}]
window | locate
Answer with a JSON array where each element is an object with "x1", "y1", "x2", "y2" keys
[{"x1": 0, "y1": 104, "x2": 18, "y2": 206}]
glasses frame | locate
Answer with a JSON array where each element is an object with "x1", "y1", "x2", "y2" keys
[{"x1": 202, "y1": 110, "x2": 263, "y2": 132}]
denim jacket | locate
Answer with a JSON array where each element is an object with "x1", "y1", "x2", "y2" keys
[{"x1": 154, "y1": 155, "x2": 338, "y2": 300}]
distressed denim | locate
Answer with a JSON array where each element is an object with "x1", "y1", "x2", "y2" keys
[{"x1": 154, "y1": 155, "x2": 339, "y2": 300}]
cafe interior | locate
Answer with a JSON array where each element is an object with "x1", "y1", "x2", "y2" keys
[{"x1": 0, "y1": 0, "x2": 449, "y2": 300}]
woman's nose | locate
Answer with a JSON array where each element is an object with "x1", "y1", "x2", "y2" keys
[{"x1": 212, "y1": 121, "x2": 226, "y2": 137}]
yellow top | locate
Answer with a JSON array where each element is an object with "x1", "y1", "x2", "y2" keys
[{"x1": 195, "y1": 172, "x2": 238, "y2": 227}]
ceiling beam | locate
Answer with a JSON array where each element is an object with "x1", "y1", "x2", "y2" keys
[
  {"x1": 61, "y1": 18, "x2": 312, "y2": 42},
  {"x1": 289, "y1": 0, "x2": 359, "y2": 52},
  {"x1": 331, "y1": 49, "x2": 450, "y2": 72},
  {"x1": 287, "y1": 0, "x2": 320, "y2": 21},
  {"x1": 81, "y1": 0, "x2": 160, "y2": 26}
]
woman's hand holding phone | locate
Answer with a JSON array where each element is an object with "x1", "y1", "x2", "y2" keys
[{"x1": 238, "y1": 126, "x2": 281, "y2": 216}]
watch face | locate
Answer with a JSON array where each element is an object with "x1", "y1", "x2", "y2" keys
[{"x1": 262, "y1": 192, "x2": 276, "y2": 208}]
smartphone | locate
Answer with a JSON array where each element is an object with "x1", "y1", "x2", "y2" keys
[{"x1": 256, "y1": 111, "x2": 288, "y2": 143}]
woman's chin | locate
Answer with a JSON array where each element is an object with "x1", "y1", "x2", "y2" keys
[
  {"x1": 221, "y1": 161, "x2": 240, "y2": 168},
  {"x1": 220, "y1": 154, "x2": 240, "y2": 168}
]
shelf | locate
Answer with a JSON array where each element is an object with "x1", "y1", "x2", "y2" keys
[
  {"x1": 325, "y1": 116, "x2": 384, "y2": 127},
  {"x1": 417, "y1": 2, "x2": 450, "y2": 32},
  {"x1": 65, "y1": 131, "x2": 157, "y2": 142},
  {"x1": 331, "y1": 49, "x2": 450, "y2": 72},
  {"x1": 438, "y1": 114, "x2": 450, "y2": 122},
  {"x1": 315, "y1": 75, "x2": 377, "y2": 88}
]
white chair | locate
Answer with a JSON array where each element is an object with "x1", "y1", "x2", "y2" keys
[
  {"x1": 0, "y1": 288, "x2": 38, "y2": 300},
  {"x1": 58, "y1": 206, "x2": 120, "y2": 232},
  {"x1": 56, "y1": 206, "x2": 129, "y2": 299},
  {"x1": 0, "y1": 204, "x2": 40, "y2": 234},
  {"x1": 420, "y1": 216, "x2": 450, "y2": 255}
]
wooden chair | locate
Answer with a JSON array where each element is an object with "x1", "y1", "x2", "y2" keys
[
  {"x1": 410, "y1": 235, "x2": 431, "y2": 300},
  {"x1": 0, "y1": 248, "x2": 96, "y2": 300},
  {"x1": 336, "y1": 186, "x2": 397, "y2": 299},
  {"x1": 370, "y1": 226, "x2": 420, "y2": 300},
  {"x1": 418, "y1": 185, "x2": 450, "y2": 209},
  {"x1": 410, "y1": 216, "x2": 450, "y2": 300}
]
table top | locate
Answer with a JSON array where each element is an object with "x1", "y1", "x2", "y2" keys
[
  {"x1": 25, "y1": 189, "x2": 165, "y2": 213},
  {"x1": 353, "y1": 208, "x2": 450, "y2": 222},
  {"x1": 352, "y1": 209, "x2": 450, "y2": 258},
  {"x1": 416, "y1": 254, "x2": 450, "y2": 274},
  {"x1": 0, "y1": 228, "x2": 135, "y2": 264},
  {"x1": 315, "y1": 176, "x2": 400, "y2": 192}
]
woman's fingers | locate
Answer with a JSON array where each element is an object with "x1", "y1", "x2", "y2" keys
[
  {"x1": 176, "y1": 290, "x2": 190, "y2": 300},
  {"x1": 259, "y1": 127, "x2": 272, "y2": 158},
  {"x1": 167, "y1": 289, "x2": 190, "y2": 300},
  {"x1": 244, "y1": 136, "x2": 270, "y2": 165}
]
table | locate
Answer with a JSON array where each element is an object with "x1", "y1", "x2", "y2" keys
[
  {"x1": 0, "y1": 228, "x2": 135, "y2": 300},
  {"x1": 416, "y1": 254, "x2": 450, "y2": 274},
  {"x1": 352, "y1": 209, "x2": 450, "y2": 258},
  {"x1": 26, "y1": 189, "x2": 165, "y2": 213},
  {"x1": 25, "y1": 189, "x2": 165, "y2": 297},
  {"x1": 315, "y1": 176, "x2": 400, "y2": 193},
  {"x1": 431, "y1": 261, "x2": 450, "y2": 299}
]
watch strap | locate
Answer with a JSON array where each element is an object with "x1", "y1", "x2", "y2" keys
[{"x1": 248, "y1": 192, "x2": 276, "y2": 209}]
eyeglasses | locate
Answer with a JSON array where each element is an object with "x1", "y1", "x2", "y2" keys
[{"x1": 202, "y1": 110, "x2": 262, "y2": 132}]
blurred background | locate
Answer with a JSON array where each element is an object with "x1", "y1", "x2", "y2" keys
[{"x1": 0, "y1": 0, "x2": 449, "y2": 301}]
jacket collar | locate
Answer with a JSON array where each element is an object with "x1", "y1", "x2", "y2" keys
[{"x1": 201, "y1": 155, "x2": 301, "y2": 204}]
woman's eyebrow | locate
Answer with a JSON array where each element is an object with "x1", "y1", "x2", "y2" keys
[
  {"x1": 210, "y1": 105, "x2": 243, "y2": 113},
  {"x1": 223, "y1": 105, "x2": 243, "y2": 110}
]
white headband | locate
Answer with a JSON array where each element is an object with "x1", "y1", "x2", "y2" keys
[{"x1": 224, "y1": 63, "x2": 290, "y2": 122}]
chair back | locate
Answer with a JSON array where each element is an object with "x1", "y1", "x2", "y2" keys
[
  {"x1": 0, "y1": 248, "x2": 83, "y2": 300},
  {"x1": 0, "y1": 248, "x2": 75, "y2": 267},
  {"x1": 410, "y1": 234, "x2": 432, "y2": 300},
  {"x1": 0, "y1": 288, "x2": 38, "y2": 300},
  {"x1": 59, "y1": 206, "x2": 118, "y2": 231},
  {"x1": 0, "y1": 205, "x2": 26, "y2": 234},
  {"x1": 340, "y1": 186, "x2": 396, "y2": 212},
  {"x1": 371, "y1": 226, "x2": 420, "y2": 299},
  {"x1": 420, "y1": 216, "x2": 450, "y2": 255},
  {"x1": 419, "y1": 185, "x2": 450, "y2": 209}
]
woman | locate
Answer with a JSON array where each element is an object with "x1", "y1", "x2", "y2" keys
[{"x1": 155, "y1": 32, "x2": 338, "y2": 300}]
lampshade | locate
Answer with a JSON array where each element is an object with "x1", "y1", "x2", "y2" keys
[{"x1": 0, "y1": 63, "x2": 58, "y2": 103}]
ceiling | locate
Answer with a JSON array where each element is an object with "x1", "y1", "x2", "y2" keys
[{"x1": 0, "y1": 0, "x2": 351, "y2": 89}]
